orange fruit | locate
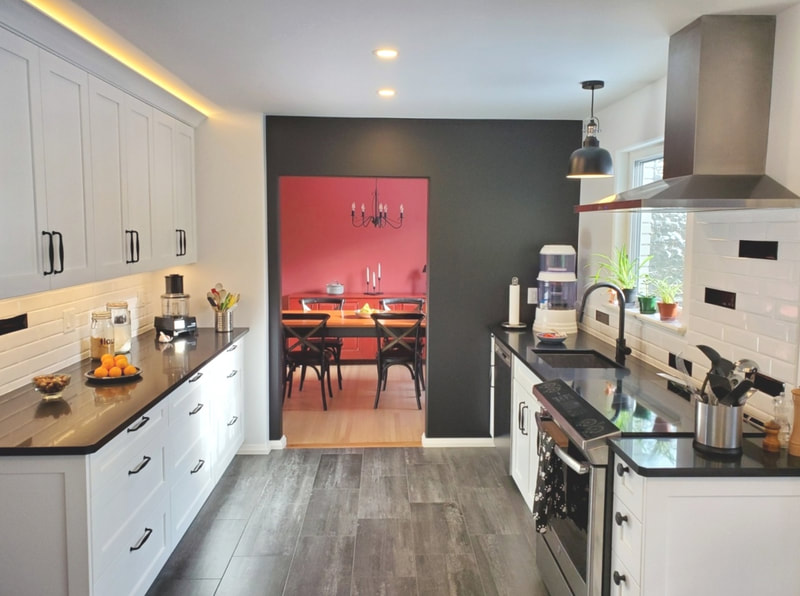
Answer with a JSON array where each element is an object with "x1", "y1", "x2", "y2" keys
[
  {"x1": 123, "y1": 365, "x2": 138, "y2": 376},
  {"x1": 108, "y1": 366, "x2": 122, "y2": 378},
  {"x1": 93, "y1": 366, "x2": 109, "y2": 378},
  {"x1": 103, "y1": 359, "x2": 115, "y2": 371},
  {"x1": 101, "y1": 353, "x2": 114, "y2": 363},
  {"x1": 114, "y1": 355, "x2": 128, "y2": 368}
]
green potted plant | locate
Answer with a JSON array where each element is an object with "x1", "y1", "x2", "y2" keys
[
  {"x1": 591, "y1": 246, "x2": 652, "y2": 306},
  {"x1": 637, "y1": 274, "x2": 657, "y2": 314},
  {"x1": 652, "y1": 277, "x2": 682, "y2": 321}
]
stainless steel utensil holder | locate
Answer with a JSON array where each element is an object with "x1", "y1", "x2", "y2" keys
[
  {"x1": 215, "y1": 310, "x2": 233, "y2": 333},
  {"x1": 694, "y1": 400, "x2": 743, "y2": 454}
]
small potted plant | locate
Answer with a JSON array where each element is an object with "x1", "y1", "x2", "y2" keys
[
  {"x1": 652, "y1": 277, "x2": 682, "y2": 321},
  {"x1": 637, "y1": 274, "x2": 657, "y2": 315},
  {"x1": 591, "y1": 246, "x2": 652, "y2": 306}
]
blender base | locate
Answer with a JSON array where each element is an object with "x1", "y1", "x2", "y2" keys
[{"x1": 533, "y1": 309, "x2": 577, "y2": 334}]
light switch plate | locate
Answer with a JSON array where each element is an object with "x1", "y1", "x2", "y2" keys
[
  {"x1": 62, "y1": 308, "x2": 76, "y2": 333},
  {"x1": 527, "y1": 287, "x2": 537, "y2": 304}
]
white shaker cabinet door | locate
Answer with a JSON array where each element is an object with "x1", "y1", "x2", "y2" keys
[
  {"x1": 39, "y1": 50, "x2": 95, "y2": 289},
  {"x1": 0, "y1": 28, "x2": 48, "y2": 298},
  {"x1": 89, "y1": 76, "x2": 128, "y2": 281},
  {"x1": 173, "y1": 120, "x2": 196, "y2": 263},
  {"x1": 151, "y1": 110, "x2": 177, "y2": 268},
  {"x1": 124, "y1": 95, "x2": 156, "y2": 272}
]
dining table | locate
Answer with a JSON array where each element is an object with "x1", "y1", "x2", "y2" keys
[{"x1": 281, "y1": 309, "x2": 426, "y2": 338}]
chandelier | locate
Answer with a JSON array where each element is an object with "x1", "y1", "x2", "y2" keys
[{"x1": 351, "y1": 179, "x2": 404, "y2": 229}]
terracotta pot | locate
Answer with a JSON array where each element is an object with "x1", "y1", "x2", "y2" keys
[{"x1": 657, "y1": 302, "x2": 679, "y2": 321}]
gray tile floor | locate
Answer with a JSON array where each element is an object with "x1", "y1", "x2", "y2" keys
[{"x1": 146, "y1": 447, "x2": 549, "y2": 596}]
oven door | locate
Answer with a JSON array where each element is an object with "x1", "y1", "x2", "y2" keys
[{"x1": 535, "y1": 413, "x2": 606, "y2": 596}]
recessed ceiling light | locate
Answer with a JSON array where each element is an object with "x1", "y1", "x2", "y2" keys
[
  {"x1": 374, "y1": 48, "x2": 398, "y2": 59},
  {"x1": 377, "y1": 88, "x2": 396, "y2": 98}
]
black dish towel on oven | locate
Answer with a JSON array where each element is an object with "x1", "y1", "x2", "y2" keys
[{"x1": 532, "y1": 432, "x2": 566, "y2": 533}]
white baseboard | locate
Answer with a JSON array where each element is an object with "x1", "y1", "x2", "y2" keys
[
  {"x1": 420, "y1": 434, "x2": 496, "y2": 448},
  {"x1": 267, "y1": 435, "x2": 288, "y2": 450},
  {"x1": 237, "y1": 442, "x2": 272, "y2": 455}
]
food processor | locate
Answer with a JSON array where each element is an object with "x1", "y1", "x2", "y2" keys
[
  {"x1": 532, "y1": 245, "x2": 578, "y2": 334},
  {"x1": 154, "y1": 274, "x2": 197, "y2": 336}
]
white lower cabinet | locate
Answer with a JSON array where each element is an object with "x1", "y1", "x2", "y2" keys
[
  {"x1": 0, "y1": 339, "x2": 245, "y2": 596},
  {"x1": 510, "y1": 356, "x2": 542, "y2": 512},
  {"x1": 610, "y1": 459, "x2": 800, "y2": 595}
]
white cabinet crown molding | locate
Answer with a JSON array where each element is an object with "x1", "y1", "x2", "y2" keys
[{"x1": 0, "y1": 0, "x2": 206, "y2": 127}]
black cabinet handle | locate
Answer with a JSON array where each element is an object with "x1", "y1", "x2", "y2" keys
[
  {"x1": 227, "y1": 415, "x2": 238, "y2": 427},
  {"x1": 615, "y1": 512, "x2": 628, "y2": 526},
  {"x1": 189, "y1": 372, "x2": 203, "y2": 383},
  {"x1": 520, "y1": 404, "x2": 529, "y2": 436},
  {"x1": 190, "y1": 459, "x2": 205, "y2": 474},
  {"x1": 189, "y1": 403, "x2": 204, "y2": 416},
  {"x1": 134, "y1": 230, "x2": 140, "y2": 262},
  {"x1": 128, "y1": 455, "x2": 151, "y2": 475},
  {"x1": 616, "y1": 462, "x2": 630, "y2": 477},
  {"x1": 175, "y1": 229, "x2": 187, "y2": 256},
  {"x1": 127, "y1": 416, "x2": 150, "y2": 433},
  {"x1": 125, "y1": 230, "x2": 135, "y2": 264},
  {"x1": 227, "y1": 369, "x2": 238, "y2": 378},
  {"x1": 613, "y1": 571, "x2": 626, "y2": 586},
  {"x1": 53, "y1": 231, "x2": 64, "y2": 274},
  {"x1": 130, "y1": 527, "x2": 152, "y2": 551},
  {"x1": 517, "y1": 402, "x2": 523, "y2": 432},
  {"x1": 182, "y1": 229, "x2": 187, "y2": 255},
  {"x1": 42, "y1": 231, "x2": 54, "y2": 275},
  {"x1": 226, "y1": 344, "x2": 238, "y2": 352}
]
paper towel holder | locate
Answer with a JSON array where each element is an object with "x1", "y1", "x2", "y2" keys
[{"x1": 501, "y1": 276, "x2": 526, "y2": 330}]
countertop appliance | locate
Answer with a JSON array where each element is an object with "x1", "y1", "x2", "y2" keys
[
  {"x1": 492, "y1": 338, "x2": 512, "y2": 470},
  {"x1": 154, "y1": 274, "x2": 197, "y2": 337},
  {"x1": 533, "y1": 245, "x2": 577, "y2": 335}
]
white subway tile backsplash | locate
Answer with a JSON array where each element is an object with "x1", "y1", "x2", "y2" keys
[
  {"x1": 722, "y1": 326, "x2": 760, "y2": 352},
  {"x1": 776, "y1": 303, "x2": 799, "y2": 322},
  {"x1": 768, "y1": 359, "x2": 797, "y2": 386},
  {"x1": 757, "y1": 336, "x2": 798, "y2": 363},
  {"x1": 736, "y1": 294, "x2": 775, "y2": 316},
  {"x1": 745, "y1": 313, "x2": 795, "y2": 342},
  {"x1": 685, "y1": 317, "x2": 725, "y2": 341},
  {"x1": 765, "y1": 221, "x2": 800, "y2": 240}
]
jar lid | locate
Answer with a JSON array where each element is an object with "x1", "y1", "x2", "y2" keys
[
  {"x1": 91, "y1": 310, "x2": 111, "y2": 320},
  {"x1": 107, "y1": 301, "x2": 129, "y2": 309}
]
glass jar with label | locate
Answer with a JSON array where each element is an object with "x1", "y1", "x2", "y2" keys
[
  {"x1": 91, "y1": 310, "x2": 115, "y2": 360},
  {"x1": 107, "y1": 301, "x2": 132, "y2": 353}
]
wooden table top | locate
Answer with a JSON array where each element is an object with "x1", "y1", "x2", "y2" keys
[{"x1": 282, "y1": 310, "x2": 425, "y2": 329}]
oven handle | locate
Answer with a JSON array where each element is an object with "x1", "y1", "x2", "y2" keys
[{"x1": 553, "y1": 444, "x2": 591, "y2": 475}]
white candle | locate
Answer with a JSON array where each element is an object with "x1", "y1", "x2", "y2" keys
[
  {"x1": 373, "y1": 272, "x2": 376, "y2": 288},
  {"x1": 378, "y1": 263, "x2": 381, "y2": 278},
  {"x1": 366, "y1": 267, "x2": 370, "y2": 283},
  {"x1": 400, "y1": 204, "x2": 404, "y2": 215}
]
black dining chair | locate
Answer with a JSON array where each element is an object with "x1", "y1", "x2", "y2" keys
[
  {"x1": 379, "y1": 297, "x2": 426, "y2": 389},
  {"x1": 370, "y1": 312, "x2": 425, "y2": 410},
  {"x1": 299, "y1": 297, "x2": 345, "y2": 390},
  {"x1": 282, "y1": 312, "x2": 335, "y2": 410}
]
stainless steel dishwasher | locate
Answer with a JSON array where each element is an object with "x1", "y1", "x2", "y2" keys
[{"x1": 492, "y1": 337, "x2": 512, "y2": 470}]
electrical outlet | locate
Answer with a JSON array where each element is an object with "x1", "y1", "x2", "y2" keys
[
  {"x1": 62, "y1": 308, "x2": 76, "y2": 333},
  {"x1": 527, "y1": 287, "x2": 538, "y2": 304}
]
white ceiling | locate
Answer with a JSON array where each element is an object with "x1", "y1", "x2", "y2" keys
[{"x1": 65, "y1": 0, "x2": 796, "y2": 119}]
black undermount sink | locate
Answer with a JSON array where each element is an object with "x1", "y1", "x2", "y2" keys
[{"x1": 533, "y1": 349, "x2": 624, "y2": 369}]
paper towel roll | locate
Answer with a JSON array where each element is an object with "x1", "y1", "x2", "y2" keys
[{"x1": 508, "y1": 277, "x2": 520, "y2": 325}]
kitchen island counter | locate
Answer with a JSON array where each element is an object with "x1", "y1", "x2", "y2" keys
[{"x1": 0, "y1": 327, "x2": 248, "y2": 455}]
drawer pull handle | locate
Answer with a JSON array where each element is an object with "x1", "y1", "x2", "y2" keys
[
  {"x1": 615, "y1": 512, "x2": 628, "y2": 526},
  {"x1": 616, "y1": 462, "x2": 630, "y2": 477},
  {"x1": 130, "y1": 528, "x2": 153, "y2": 552},
  {"x1": 189, "y1": 372, "x2": 203, "y2": 383},
  {"x1": 127, "y1": 416, "x2": 150, "y2": 433},
  {"x1": 613, "y1": 571, "x2": 626, "y2": 586},
  {"x1": 227, "y1": 369, "x2": 238, "y2": 378},
  {"x1": 226, "y1": 344, "x2": 238, "y2": 352},
  {"x1": 520, "y1": 404, "x2": 529, "y2": 436},
  {"x1": 227, "y1": 415, "x2": 238, "y2": 426},
  {"x1": 190, "y1": 459, "x2": 206, "y2": 474},
  {"x1": 189, "y1": 403, "x2": 204, "y2": 416},
  {"x1": 128, "y1": 455, "x2": 151, "y2": 475}
]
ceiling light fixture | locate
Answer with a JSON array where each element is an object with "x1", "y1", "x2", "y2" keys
[
  {"x1": 567, "y1": 80, "x2": 613, "y2": 179},
  {"x1": 351, "y1": 179, "x2": 404, "y2": 229},
  {"x1": 374, "y1": 48, "x2": 398, "y2": 59},
  {"x1": 377, "y1": 88, "x2": 396, "y2": 98}
]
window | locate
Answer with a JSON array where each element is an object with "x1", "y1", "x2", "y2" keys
[{"x1": 628, "y1": 145, "x2": 686, "y2": 298}]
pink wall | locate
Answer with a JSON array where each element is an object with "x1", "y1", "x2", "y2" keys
[{"x1": 280, "y1": 176, "x2": 428, "y2": 296}]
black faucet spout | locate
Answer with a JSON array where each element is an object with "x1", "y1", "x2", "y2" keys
[{"x1": 578, "y1": 282, "x2": 632, "y2": 366}]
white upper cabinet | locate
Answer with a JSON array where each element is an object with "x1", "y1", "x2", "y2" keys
[
  {"x1": 0, "y1": 28, "x2": 48, "y2": 298},
  {"x1": 38, "y1": 50, "x2": 95, "y2": 289},
  {"x1": 0, "y1": 19, "x2": 198, "y2": 299}
]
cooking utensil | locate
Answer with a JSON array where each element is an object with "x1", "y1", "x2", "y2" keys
[
  {"x1": 720, "y1": 379, "x2": 754, "y2": 407},
  {"x1": 707, "y1": 373, "x2": 732, "y2": 401},
  {"x1": 673, "y1": 354, "x2": 706, "y2": 402},
  {"x1": 729, "y1": 358, "x2": 758, "y2": 388},
  {"x1": 697, "y1": 344, "x2": 734, "y2": 377}
]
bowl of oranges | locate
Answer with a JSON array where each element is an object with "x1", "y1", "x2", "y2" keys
[{"x1": 85, "y1": 353, "x2": 141, "y2": 383}]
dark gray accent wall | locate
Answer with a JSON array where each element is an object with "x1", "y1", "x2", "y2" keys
[{"x1": 266, "y1": 117, "x2": 580, "y2": 440}]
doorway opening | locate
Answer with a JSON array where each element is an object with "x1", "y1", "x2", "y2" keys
[{"x1": 279, "y1": 176, "x2": 429, "y2": 447}]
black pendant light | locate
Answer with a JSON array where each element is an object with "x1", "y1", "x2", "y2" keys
[{"x1": 567, "y1": 80, "x2": 613, "y2": 179}]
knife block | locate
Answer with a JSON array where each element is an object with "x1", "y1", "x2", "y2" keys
[{"x1": 789, "y1": 389, "x2": 800, "y2": 457}]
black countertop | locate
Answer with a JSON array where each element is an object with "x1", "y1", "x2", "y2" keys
[
  {"x1": 490, "y1": 325, "x2": 800, "y2": 477},
  {"x1": 0, "y1": 328, "x2": 248, "y2": 456},
  {"x1": 609, "y1": 437, "x2": 800, "y2": 477}
]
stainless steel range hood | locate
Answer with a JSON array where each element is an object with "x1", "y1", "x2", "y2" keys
[{"x1": 576, "y1": 15, "x2": 800, "y2": 214}]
